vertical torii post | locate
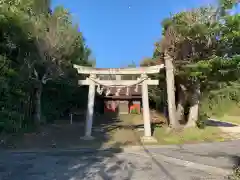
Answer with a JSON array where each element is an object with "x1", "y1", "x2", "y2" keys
[
  {"x1": 141, "y1": 74, "x2": 151, "y2": 137},
  {"x1": 81, "y1": 74, "x2": 96, "y2": 140}
]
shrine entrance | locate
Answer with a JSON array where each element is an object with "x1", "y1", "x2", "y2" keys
[{"x1": 74, "y1": 64, "x2": 164, "y2": 141}]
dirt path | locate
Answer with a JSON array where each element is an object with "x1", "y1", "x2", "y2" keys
[
  {"x1": 0, "y1": 123, "x2": 105, "y2": 150},
  {"x1": 0, "y1": 114, "x2": 146, "y2": 150},
  {"x1": 219, "y1": 126, "x2": 240, "y2": 139}
]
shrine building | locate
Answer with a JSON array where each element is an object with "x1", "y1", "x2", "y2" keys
[{"x1": 97, "y1": 74, "x2": 142, "y2": 114}]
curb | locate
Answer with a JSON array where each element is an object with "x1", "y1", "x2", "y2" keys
[
  {"x1": 0, "y1": 147, "x2": 122, "y2": 154},
  {"x1": 0, "y1": 144, "x2": 202, "y2": 154}
]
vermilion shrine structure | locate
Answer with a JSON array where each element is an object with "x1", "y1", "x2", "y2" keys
[{"x1": 74, "y1": 64, "x2": 164, "y2": 141}]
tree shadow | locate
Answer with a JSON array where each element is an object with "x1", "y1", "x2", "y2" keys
[
  {"x1": 206, "y1": 119, "x2": 238, "y2": 127},
  {"x1": 1, "y1": 112, "x2": 122, "y2": 149},
  {"x1": 0, "y1": 107, "x2": 138, "y2": 179},
  {"x1": 0, "y1": 143, "x2": 135, "y2": 180},
  {"x1": 0, "y1": 125, "x2": 177, "y2": 180},
  {"x1": 0, "y1": 103, "x2": 177, "y2": 180}
]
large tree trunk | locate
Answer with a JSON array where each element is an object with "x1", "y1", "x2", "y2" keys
[
  {"x1": 186, "y1": 83, "x2": 200, "y2": 128},
  {"x1": 165, "y1": 53, "x2": 180, "y2": 128},
  {"x1": 176, "y1": 85, "x2": 186, "y2": 123},
  {"x1": 33, "y1": 82, "x2": 43, "y2": 124}
]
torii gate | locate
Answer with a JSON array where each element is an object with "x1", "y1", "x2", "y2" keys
[{"x1": 74, "y1": 64, "x2": 165, "y2": 141}]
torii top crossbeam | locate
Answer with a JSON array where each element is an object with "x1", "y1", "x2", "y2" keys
[{"x1": 73, "y1": 64, "x2": 164, "y2": 75}]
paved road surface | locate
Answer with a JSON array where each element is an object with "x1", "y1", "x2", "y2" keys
[{"x1": 0, "y1": 140, "x2": 239, "y2": 180}]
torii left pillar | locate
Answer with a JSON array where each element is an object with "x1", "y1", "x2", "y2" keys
[{"x1": 81, "y1": 74, "x2": 96, "y2": 140}]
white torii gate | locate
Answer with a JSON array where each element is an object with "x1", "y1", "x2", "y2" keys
[{"x1": 74, "y1": 64, "x2": 164, "y2": 141}]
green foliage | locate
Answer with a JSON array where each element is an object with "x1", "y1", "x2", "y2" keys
[
  {"x1": 219, "y1": 0, "x2": 240, "y2": 16},
  {"x1": 217, "y1": 14, "x2": 240, "y2": 56},
  {"x1": 197, "y1": 55, "x2": 240, "y2": 118},
  {"x1": 201, "y1": 81, "x2": 240, "y2": 117},
  {"x1": 0, "y1": 0, "x2": 93, "y2": 133},
  {"x1": 196, "y1": 106, "x2": 208, "y2": 129}
]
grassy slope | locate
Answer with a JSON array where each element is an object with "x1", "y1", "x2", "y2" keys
[{"x1": 153, "y1": 127, "x2": 228, "y2": 145}]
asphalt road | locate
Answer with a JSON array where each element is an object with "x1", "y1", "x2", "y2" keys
[{"x1": 0, "y1": 140, "x2": 239, "y2": 180}]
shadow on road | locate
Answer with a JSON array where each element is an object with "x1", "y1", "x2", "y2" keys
[
  {"x1": 0, "y1": 107, "x2": 178, "y2": 180},
  {"x1": 0, "y1": 109, "x2": 139, "y2": 179}
]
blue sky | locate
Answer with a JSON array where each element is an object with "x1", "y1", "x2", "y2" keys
[{"x1": 51, "y1": 0, "x2": 217, "y2": 68}]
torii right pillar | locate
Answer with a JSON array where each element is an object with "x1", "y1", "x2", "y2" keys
[{"x1": 140, "y1": 74, "x2": 157, "y2": 143}]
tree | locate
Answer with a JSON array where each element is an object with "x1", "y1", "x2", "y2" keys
[
  {"x1": 217, "y1": 14, "x2": 240, "y2": 57},
  {"x1": 164, "y1": 53, "x2": 179, "y2": 128},
  {"x1": 0, "y1": 0, "x2": 93, "y2": 127},
  {"x1": 150, "y1": 0, "x2": 240, "y2": 128},
  {"x1": 30, "y1": 7, "x2": 92, "y2": 123},
  {"x1": 127, "y1": 60, "x2": 137, "y2": 67}
]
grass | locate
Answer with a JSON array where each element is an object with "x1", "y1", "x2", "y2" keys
[
  {"x1": 118, "y1": 114, "x2": 232, "y2": 146},
  {"x1": 153, "y1": 126, "x2": 228, "y2": 145},
  {"x1": 203, "y1": 100, "x2": 240, "y2": 125}
]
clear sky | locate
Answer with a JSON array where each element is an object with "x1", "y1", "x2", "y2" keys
[{"x1": 51, "y1": 0, "x2": 216, "y2": 68}]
